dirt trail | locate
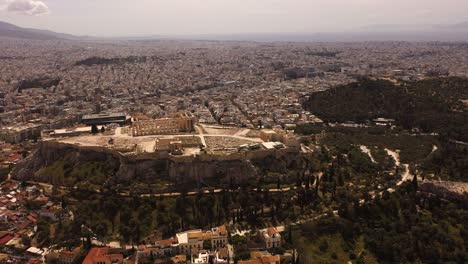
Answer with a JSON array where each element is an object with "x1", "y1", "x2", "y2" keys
[
  {"x1": 360, "y1": 145, "x2": 376, "y2": 163},
  {"x1": 385, "y1": 148, "x2": 401, "y2": 166},
  {"x1": 385, "y1": 148, "x2": 412, "y2": 185}
]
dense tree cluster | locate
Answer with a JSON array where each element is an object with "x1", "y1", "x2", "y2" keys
[
  {"x1": 297, "y1": 123, "x2": 467, "y2": 182},
  {"x1": 305, "y1": 51, "x2": 339, "y2": 57},
  {"x1": 36, "y1": 159, "x2": 114, "y2": 187},
  {"x1": 43, "y1": 151, "x2": 332, "y2": 246},
  {"x1": 68, "y1": 186, "x2": 308, "y2": 245},
  {"x1": 296, "y1": 183, "x2": 468, "y2": 264},
  {"x1": 302, "y1": 77, "x2": 468, "y2": 141},
  {"x1": 16, "y1": 76, "x2": 61, "y2": 91},
  {"x1": 74, "y1": 56, "x2": 161, "y2": 66},
  {"x1": 421, "y1": 143, "x2": 468, "y2": 182}
]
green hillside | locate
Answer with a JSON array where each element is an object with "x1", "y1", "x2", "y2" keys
[{"x1": 303, "y1": 77, "x2": 468, "y2": 141}]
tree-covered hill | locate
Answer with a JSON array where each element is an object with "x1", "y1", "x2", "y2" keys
[
  {"x1": 295, "y1": 183, "x2": 468, "y2": 264},
  {"x1": 303, "y1": 77, "x2": 468, "y2": 140}
]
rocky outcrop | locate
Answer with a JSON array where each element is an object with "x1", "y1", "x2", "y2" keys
[
  {"x1": 419, "y1": 180, "x2": 468, "y2": 208},
  {"x1": 12, "y1": 141, "x2": 121, "y2": 182},
  {"x1": 12, "y1": 140, "x2": 275, "y2": 186}
]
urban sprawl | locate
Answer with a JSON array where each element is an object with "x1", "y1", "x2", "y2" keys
[{"x1": 0, "y1": 39, "x2": 468, "y2": 264}]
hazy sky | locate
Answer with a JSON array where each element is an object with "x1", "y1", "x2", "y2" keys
[{"x1": 1, "y1": 0, "x2": 468, "y2": 36}]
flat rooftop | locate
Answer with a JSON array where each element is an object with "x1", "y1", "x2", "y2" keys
[{"x1": 82, "y1": 112, "x2": 128, "y2": 119}]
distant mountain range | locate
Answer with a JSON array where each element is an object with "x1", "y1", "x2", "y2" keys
[
  {"x1": 1, "y1": 20, "x2": 468, "y2": 42},
  {"x1": 441, "y1": 20, "x2": 468, "y2": 29},
  {"x1": 363, "y1": 21, "x2": 468, "y2": 32},
  {"x1": 0, "y1": 21, "x2": 85, "y2": 40}
]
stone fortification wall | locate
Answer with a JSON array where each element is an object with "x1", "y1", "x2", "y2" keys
[{"x1": 13, "y1": 140, "x2": 303, "y2": 187}]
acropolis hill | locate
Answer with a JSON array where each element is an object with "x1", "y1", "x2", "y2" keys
[{"x1": 12, "y1": 113, "x2": 315, "y2": 188}]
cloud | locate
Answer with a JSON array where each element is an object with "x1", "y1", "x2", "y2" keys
[{"x1": 0, "y1": 0, "x2": 50, "y2": 15}]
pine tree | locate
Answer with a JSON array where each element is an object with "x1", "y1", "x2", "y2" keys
[
  {"x1": 412, "y1": 174, "x2": 418, "y2": 191},
  {"x1": 91, "y1": 124, "x2": 98, "y2": 134},
  {"x1": 315, "y1": 177, "x2": 320, "y2": 197},
  {"x1": 86, "y1": 232, "x2": 92, "y2": 249}
]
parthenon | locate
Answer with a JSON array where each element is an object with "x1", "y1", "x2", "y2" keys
[{"x1": 132, "y1": 112, "x2": 196, "y2": 137}]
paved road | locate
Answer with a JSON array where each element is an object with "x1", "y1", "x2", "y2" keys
[
  {"x1": 9, "y1": 170, "x2": 324, "y2": 199},
  {"x1": 138, "y1": 186, "x2": 293, "y2": 198},
  {"x1": 203, "y1": 134, "x2": 263, "y2": 142},
  {"x1": 8, "y1": 178, "x2": 295, "y2": 198},
  {"x1": 234, "y1": 129, "x2": 251, "y2": 137},
  {"x1": 194, "y1": 125, "x2": 207, "y2": 147}
]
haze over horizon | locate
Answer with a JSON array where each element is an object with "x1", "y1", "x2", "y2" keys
[{"x1": 1, "y1": 0, "x2": 468, "y2": 37}]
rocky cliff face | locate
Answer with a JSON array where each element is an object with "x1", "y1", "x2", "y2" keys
[
  {"x1": 419, "y1": 181, "x2": 468, "y2": 208},
  {"x1": 12, "y1": 141, "x2": 261, "y2": 186},
  {"x1": 112, "y1": 155, "x2": 257, "y2": 186},
  {"x1": 12, "y1": 141, "x2": 120, "y2": 183}
]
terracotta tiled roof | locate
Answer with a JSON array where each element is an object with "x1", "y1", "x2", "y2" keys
[
  {"x1": 188, "y1": 232, "x2": 204, "y2": 239},
  {"x1": 83, "y1": 247, "x2": 123, "y2": 264},
  {"x1": 267, "y1": 227, "x2": 278, "y2": 235},
  {"x1": 26, "y1": 258, "x2": 40, "y2": 264},
  {"x1": 158, "y1": 237, "x2": 177, "y2": 246},
  {"x1": 27, "y1": 215, "x2": 37, "y2": 223},
  {"x1": 238, "y1": 259, "x2": 261, "y2": 264},
  {"x1": 0, "y1": 234, "x2": 14, "y2": 245},
  {"x1": 260, "y1": 255, "x2": 280, "y2": 264},
  {"x1": 7, "y1": 153, "x2": 22, "y2": 163}
]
